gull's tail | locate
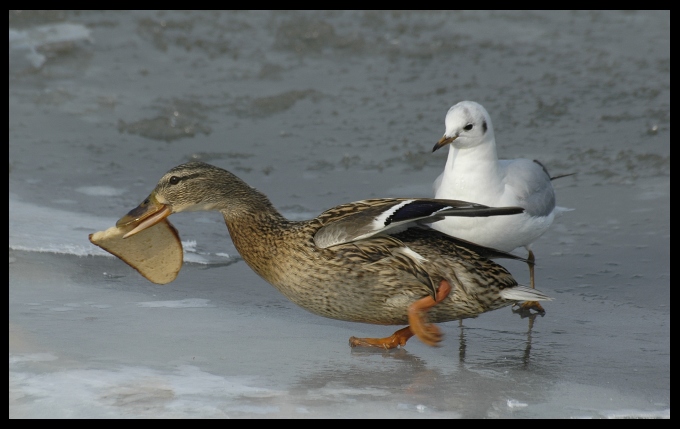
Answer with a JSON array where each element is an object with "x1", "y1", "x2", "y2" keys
[
  {"x1": 555, "y1": 205, "x2": 574, "y2": 218},
  {"x1": 552, "y1": 172, "x2": 576, "y2": 218}
]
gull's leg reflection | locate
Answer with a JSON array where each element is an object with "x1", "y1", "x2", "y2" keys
[
  {"x1": 522, "y1": 313, "x2": 539, "y2": 367},
  {"x1": 512, "y1": 299, "x2": 542, "y2": 365}
]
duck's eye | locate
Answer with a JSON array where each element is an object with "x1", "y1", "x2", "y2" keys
[
  {"x1": 463, "y1": 124, "x2": 473, "y2": 131},
  {"x1": 169, "y1": 176, "x2": 180, "y2": 185}
]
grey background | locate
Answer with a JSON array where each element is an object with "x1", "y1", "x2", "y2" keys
[{"x1": 10, "y1": 10, "x2": 669, "y2": 418}]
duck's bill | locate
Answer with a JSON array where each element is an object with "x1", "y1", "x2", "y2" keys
[
  {"x1": 432, "y1": 135, "x2": 456, "y2": 152},
  {"x1": 116, "y1": 193, "x2": 172, "y2": 238}
]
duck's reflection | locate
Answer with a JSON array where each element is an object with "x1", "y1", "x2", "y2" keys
[
  {"x1": 282, "y1": 314, "x2": 555, "y2": 418},
  {"x1": 284, "y1": 323, "x2": 555, "y2": 418},
  {"x1": 437, "y1": 307, "x2": 542, "y2": 368},
  {"x1": 457, "y1": 320, "x2": 466, "y2": 363}
]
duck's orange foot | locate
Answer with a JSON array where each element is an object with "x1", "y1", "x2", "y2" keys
[
  {"x1": 407, "y1": 279, "x2": 452, "y2": 347},
  {"x1": 515, "y1": 300, "x2": 545, "y2": 315},
  {"x1": 349, "y1": 280, "x2": 453, "y2": 349},
  {"x1": 349, "y1": 326, "x2": 414, "y2": 349}
]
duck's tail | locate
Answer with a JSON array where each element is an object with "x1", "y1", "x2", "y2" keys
[{"x1": 500, "y1": 285, "x2": 553, "y2": 302}]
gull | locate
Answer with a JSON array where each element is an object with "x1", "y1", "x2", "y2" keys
[{"x1": 431, "y1": 101, "x2": 572, "y2": 313}]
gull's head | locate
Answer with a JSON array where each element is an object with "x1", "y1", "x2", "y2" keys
[{"x1": 433, "y1": 101, "x2": 495, "y2": 152}]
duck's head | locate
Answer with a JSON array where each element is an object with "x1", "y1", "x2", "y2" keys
[
  {"x1": 116, "y1": 161, "x2": 250, "y2": 238},
  {"x1": 432, "y1": 100, "x2": 495, "y2": 152}
]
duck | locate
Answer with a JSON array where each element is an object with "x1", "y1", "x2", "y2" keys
[
  {"x1": 431, "y1": 101, "x2": 572, "y2": 313},
  {"x1": 116, "y1": 161, "x2": 552, "y2": 349}
]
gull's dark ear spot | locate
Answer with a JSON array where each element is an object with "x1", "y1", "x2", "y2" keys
[{"x1": 482, "y1": 120, "x2": 488, "y2": 133}]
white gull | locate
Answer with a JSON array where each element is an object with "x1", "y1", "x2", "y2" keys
[{"x1": 431, "y1": 100, "x2": 573, "y2": 313}]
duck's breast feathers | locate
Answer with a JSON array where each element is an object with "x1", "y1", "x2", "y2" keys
[{"x1": 313, "y1": 198, "x2": 524, "y2": 249}]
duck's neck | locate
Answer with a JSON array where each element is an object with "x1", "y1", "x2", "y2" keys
[
  {"x1": 218, "y1": 186, "x2": 296, "y2": 283},
  {"x1": 219, "y1": 184, "x2": 292, "y2": 240}
]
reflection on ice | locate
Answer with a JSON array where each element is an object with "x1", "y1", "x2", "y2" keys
[
  {"x1": 9, "y1": 22, "x2": 92, "y2": 69},
  {"x1": 76, "y1": 186, "x2": 126, "y2": 197},
  {"x1": 136, "y1": 298, "x2": 215, "y2": 308},
  {"x1": 9, "y1": 363, "x2": 278, "y2": 419},
  {"x1": 9, "y1": 194, "x2": 236, "y2": 265}
]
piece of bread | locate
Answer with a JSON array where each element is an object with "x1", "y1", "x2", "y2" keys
[{"x1": 89, "y1": 219, "x2": 183, "y2": 284}]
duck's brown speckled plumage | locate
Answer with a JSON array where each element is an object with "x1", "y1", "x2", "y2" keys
[{"x1": 116, "y1": 161, "x2": 551, "y2": 348}]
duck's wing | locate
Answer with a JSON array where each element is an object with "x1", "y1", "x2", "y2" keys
[
  {"x1": 313, "y1": 198, "x2": 523, "y2": 249},
  {"x1": 413, "y1": 229, "x2": 529, "y2": 263},
  {"x1": 331, "y1": 233, "x2": 439, "y2": 300},
  {"x1": 340, "y1": 225, "x2": 526, "y2": 302}
]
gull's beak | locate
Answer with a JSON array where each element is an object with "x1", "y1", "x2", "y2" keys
[
  {"x1": 116, "y1": 192, "x2": 172, "y2": 238},
  {"x1": 432, "y1": 135, "x2": 456, "y2": 152}
]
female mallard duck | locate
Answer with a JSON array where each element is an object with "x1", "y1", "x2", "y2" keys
[{"x1": 116, "y1": 161, "x2": 551, "y2": 349}]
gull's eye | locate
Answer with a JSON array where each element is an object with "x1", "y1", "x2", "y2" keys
[
  {"x1": 169, "y1": 176, "x2": 180, "y2": 185},
  {"x1": 463, "y1": 123, "x2": 473, "y2": 131}
]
